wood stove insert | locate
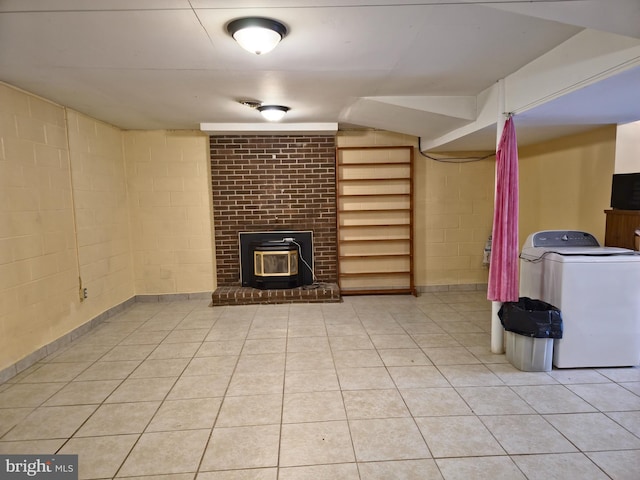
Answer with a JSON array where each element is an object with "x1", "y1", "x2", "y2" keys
[{"x1": 239, "y1": 231, "x2": 314, "y2": 289}]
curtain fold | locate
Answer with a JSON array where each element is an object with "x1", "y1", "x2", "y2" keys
[{"x1": 488, "y1": 116, "x2": 519, "y2": 302}]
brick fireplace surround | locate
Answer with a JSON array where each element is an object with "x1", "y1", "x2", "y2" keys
[{"x1": 209, "y1": 135, "x2": 341, "y2": 305}]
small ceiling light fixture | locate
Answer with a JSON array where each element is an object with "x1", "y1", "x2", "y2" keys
[
  {"x1": 257, "y1": 105, "x2": 290, "y2": 122},
  {"x1": 226, "y1": 17, "x2": 288, "y2": 55}
]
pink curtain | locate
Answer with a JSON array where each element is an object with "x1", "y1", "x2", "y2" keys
[{"x1": 488, "y1": 116, "x2": 519, "y2": 302}]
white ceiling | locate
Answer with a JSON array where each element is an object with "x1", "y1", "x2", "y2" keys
[{"x1": 1, "y1": 0, "x2": 639, "y2": 151}]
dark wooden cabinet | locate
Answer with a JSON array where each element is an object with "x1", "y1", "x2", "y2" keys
[{"x1": 604, "y1": 209, "x2": 640, "y2": 249}]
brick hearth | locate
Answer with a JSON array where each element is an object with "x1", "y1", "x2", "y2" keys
[{"x1": 211, "y1": 283, "x2": 341, "y2": 306}]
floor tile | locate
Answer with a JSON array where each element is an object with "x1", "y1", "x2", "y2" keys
[
  {"x1": 337, "y1": 367, "x2": 395, "y2": 390},
  {"x1": 456, "y1": 386, "x2": 536, "y2": 415},
  {"x1": 197, "y1": 469, "x2": 277, "y2": 480},
  {"x1": 59, "y1": 434, "x2": 138, "y2": 479},
  {"x1": 283, "y1": 391, "x2": 346, "y2": 423},
  {"x1": 3, "y1": 405, "x2": 97, "y2": 440},
  {"x1": 436, "y1": 456, "x2": 525, "y2": 480},
  {"x1": 120, "y1": 330, "x2": 169, "y2": 345},
  {"x1": 148, "y1": 342, "x2": 201, "y2": 359},
  {"x1": 333, "y1": 349, "x2": 383, "y2": 368},
  {"x1": 216, "y1": 394, "x2": 282, "y2": 427},
  {"x1": 349, "y1": 417, "x2": 430, "y2": 462},
  {"x1": 358, "y1": 459, "x2": 443, "y2": 480},
  {"x1": 100, "y1": 344, "x2": 157, "y2": 362},
  {"x1": 325, "y1": 324, "x2": 367, "y2": 337},
  {"x1": 544, "y1": 412, "x2": 640, "y2": 451},
  {"x1": 163, "y1": 329, "x2": 209, "y2": 344},
  {"x1": 487, "y1": 363, "x2": 558, "y2": 385},
  {"x1": 168, "y1": 374, "x2": 231, "y2": 400},
  {"x1": 0, "y1": 439, "x2": 65, "y2": 454},
  {"x1": 18, "y1": 362, "x2": 91, "y2": 383},
  {"x1": 377, "y1": 348, "x2": 432, "y2": 366},
  {"x1": 411, "y1": 334, "x2": 461, "y2": 348},
  {"x1": 286, "y1": 351, "x2": 334, "y2": 371},
  {"x1": 596, "y1": 367, "x2": 640, "y2": 383},
  {"x1": 481, "y1": 414, "x2": 577, "y2": 454},
  {"x1": 437, "y1": 364, "x2": 503, "y2": 387},
  {"x1": 183, "y1": 356, "x2": 238, "y2": 376},
  {"x1": 422, "y1": 347, "x2": 480, "y2": 365},
  {"x1": 47, "y1": 344, "x2": 112, "y2": 363},
  {"x1": 146, "y1": 397, "x2": 222, "y2": 431},
  {"x1": 76, "y1": 401, "x2": 160, "y2": 436},
  {"x1": 621, "y1": 382, "x2": 640, "y2": 396},
  {"x1": 342, "y1": 389, "x2": 409, "y2": 419},
  {"x1": 279, "y1": 421, "x2": 354, "y2": 467},
  {"x1": 329, "y1": 336, "x2": 375, "y2": 351},
  {"x1": 511, "y1": 385, "x2": 597, "y2": 414},
  {"x1": 450, "y1": 333, "x2": 491, "y2": 348},
  {"x1": 118, "y1": 429, "x2": 210, "y2": 477},
  {"x1": 415, "y1": 416, "x2": 505, "y2": 458},
  {"x1": 586, "y1": 450, "x2": 640, "y2": 480},
  {"x1": 286, "y1": 336, "x2": 331, "y2": 354},
  {"x1": 0, "y1": 408, "x2": 34, "y2": 437},
  {"x1": 3, "y1": 296, "x2": 640, "y2": 478},
  {"x1": 279, "y1": 463, "x2": 359, "y2": 480},
  {"x1": 400, "y1": 387, "x2": 472, "y2": 417},
  {"x1": 284, "y1": 369, "x2": 340, "y2": 393},
  {"x1": 226, "y1": 372, "x2": 284, "y2": 396},
  {"x1": 242, "y1": 338, "x2": 287, "y2": 355},
  {"x1": 106, "y1": 377, "x2": 177, "y2": 403},
  {"x1": 387, "y1": 366, "x2": 449, "y2": 389},
  {"x1": 547, "y1": 368, "x2": 611, "y2": 385},
  {"x1": 130, "y1": 358, "x2": 190, "y2": 378},
  {"x1": 75, "y1": 360, "x2": 142, "y2": 381},
  {"x1": 196, "y1": 341, "x2": 244, "y2": 357},
  {"x1": 606, "y1": 410, "x2": 640, "y2": 437},
  {"x1": 512, "y1": 452, "x2": 609, "y2": 480},
  {"x1": 369, "y1": 334, "x2": 417, "y2": 349},
  {"x1": 201, "y1": 424, "x2": 280, "y2": 470},
  {"x1": 0, "y1": 383, "x2": 65, "y2": 407},
  {"x1": 235, "y1": 353, "x2": 284, "y2": 374},
  {"x1": 566, "y1": 383, "x2": 640, "y2": 411}
]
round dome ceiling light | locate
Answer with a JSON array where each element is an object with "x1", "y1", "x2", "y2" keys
[
  {"x1": 257, "y1": 105, "x2": 290, "y2": 122},
  {"x1": 226, "y1": 17, "x2": 288, "y2": 55}
]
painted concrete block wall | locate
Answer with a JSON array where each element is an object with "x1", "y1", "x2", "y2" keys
[
  {"x1": 0, "y1": 83, "x2": 119, "y2": 372},
  {"x1": 615, "y1": 121, "x2": 640, "y2": 174},
  {"x1": 66, "y1": 110, "x2": 134, "y2": 316},
  {"x1": 123, "y1": 130, "x2": 215, "y2": 295},
  {"x1": 518, "y1": 126, "x2": 616, "y2": 245}
]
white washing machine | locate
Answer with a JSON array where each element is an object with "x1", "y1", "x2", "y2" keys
[{"x1": 520, "y1": 230, "x2": 640, "y2": 368}]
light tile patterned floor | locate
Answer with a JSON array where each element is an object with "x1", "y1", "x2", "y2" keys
[{"x1": 1, "y1": 293, "x2": 640, "y2": 479}]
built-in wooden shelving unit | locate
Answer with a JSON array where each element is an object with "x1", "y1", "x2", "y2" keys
[{"x1": 336, "y1": 145, "x2": 416, "y2": 296}]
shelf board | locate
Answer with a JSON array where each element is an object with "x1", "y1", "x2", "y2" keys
[
  {"x1": 338, "y1": 162, "x2": 410, "y2": 167},
  {"x1": 339, "y1": 223, "x2": 409, "y2": 228},
  {"x1": 340, "y1": 287, "x2": 416, "y2": 296},
  {"x1": 339, "y1": 254, "x2": 410, "y2": 259},
  {"x1": 338, "y1": 193, "x2": 410, "y2": 198},
  {"x1": 339, "y1": 177, "x2": 410, "y2": 182},
  {"x1": 338, "y1": 208, "x2": 411, "y2": 214},
  {"x1": 339, "y1": 271, "x2": 410, "y2": 278},
  {"x1": 339, "y1": 238, "x2": 410, "y2": 243}
]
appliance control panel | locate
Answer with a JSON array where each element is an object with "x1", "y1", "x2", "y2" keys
[{"x1": 528, "y1": 230, "x2": 600, "y2": 248}]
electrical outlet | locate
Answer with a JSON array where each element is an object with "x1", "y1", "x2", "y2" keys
[{"x1": 83, "y1": 288, "x2": 88, "y2": 299}]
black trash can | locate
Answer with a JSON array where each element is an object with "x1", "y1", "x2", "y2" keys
[{"x1": 498, "y1": 297, "x2": 563, "y2": 372}]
